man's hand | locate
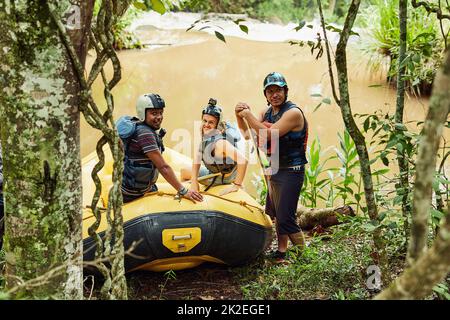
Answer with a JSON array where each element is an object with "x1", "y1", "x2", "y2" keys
[
  {"x1": 235, "y1": 102, "x2": 250, "y2": 116},
  {"x1": 183, "y1": 190, "x2": 203, "y2": 202},
  {"x1": 238, "y1": 108, "x2": 251, "y2": 119}
]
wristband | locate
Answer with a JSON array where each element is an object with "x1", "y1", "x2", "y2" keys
[{"x1": 178, "y1": 187, "x2": 188, "y2": 196}]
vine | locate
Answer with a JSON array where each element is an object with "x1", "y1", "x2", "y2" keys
[{"x1": 48, "y1": 0, "x2": 131, "y2": 299}]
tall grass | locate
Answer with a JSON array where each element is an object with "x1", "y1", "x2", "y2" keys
[
  {"x1": 301, "y1": 137, "x2": 332, "y2": 207},
  {"x1": 300, "y1": 131, "x2": 363, "y2": 211}
]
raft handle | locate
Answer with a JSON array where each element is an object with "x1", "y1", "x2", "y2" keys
[{"x1": 172, "y1": 234, "x2": 192, "y2": 240}]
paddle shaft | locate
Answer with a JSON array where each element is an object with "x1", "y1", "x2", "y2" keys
[{"x1": 243, "y1": 118, "x2": 269, "y2": 191}]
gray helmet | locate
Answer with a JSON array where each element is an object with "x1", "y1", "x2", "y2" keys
[{"x1": 136, "y1": 93, "x2": 165, "y2": 120}]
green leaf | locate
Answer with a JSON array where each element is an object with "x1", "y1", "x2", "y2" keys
[
  {"x1": 394, "y1": 123, "x2": 408, "y2": 131},
  {"x1": 363, "y1": 118, "x2": 370, "y2": 132},
  {"x1": 373, "y1": 168, "x2": 390, "y2": 176},
  {"x1": 310, "y1": 93, "x2": 322, "y2": 97},
  {"x1": 294, "y1": 20, "x2": 306, "y2": 31},
  {"x1": 133, "y1": 1, "x2": 148, "y2": 10},
  {"x1": 431, "y1": 209, "x2": 445, "y2": 220},
  {"x1": 381, "y1": 156, "x2": 389, "y2": 166},
  {"x1": 150, "y1": 0, "x2": 166, "y2": 14},
  {"x1": 322, "y1": 97, "x2": 331, "y2": 104},
  {"x1": 239, "y1": 24, "x2": 249, "y2": 34},
  {"x1": 396, "y1": 142, "x2": 404, "y2": 153},
  {"x1": 215, "y1": 31, "x2": 226, "y2": 43}
]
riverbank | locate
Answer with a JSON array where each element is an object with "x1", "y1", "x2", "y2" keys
[{"x1": 129, "y1": 11, "x2": 350, "y2": 47}]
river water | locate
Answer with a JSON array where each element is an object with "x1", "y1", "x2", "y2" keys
[{"x1": 82, "y1": 12, "x2": 445, "y2": 200}]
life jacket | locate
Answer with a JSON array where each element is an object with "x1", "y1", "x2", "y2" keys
[
  {"x1": 200, "y1": 122, "x2": 240, "y2": 188},
  {"x1": 116, "y1": 116, "x2": 165, "y2": 194},
  {"x1": 262, "y1": 101, "x2": 308, "y2": 168}
]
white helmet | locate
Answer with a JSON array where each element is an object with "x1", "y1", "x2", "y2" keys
[{"x1": 136, "y1": 93, "x2": 165, "y2": 120}]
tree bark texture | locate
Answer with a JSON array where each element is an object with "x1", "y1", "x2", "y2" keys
[
  {"x1": 376, "y1": 208, "x2": 450, "y2": 299},
  {"x1": 0, "y1": 0, "x2": 94, "y2": 299},
  {"x1": 395, "y1": 0, "x2": 411, "y2": 238},
  {"x1": 407, "y1": 49, "x2": 450, "y2": 265},
  {"x1": 297, "y1": 205, "x2": 355, "y2": 230},
  {"x1": 333, "y1": 0, "x2": 388, "y2": 273}
]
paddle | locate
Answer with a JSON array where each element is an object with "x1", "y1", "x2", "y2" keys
[{"x1": 243, "y1": 118, "x2": 269, "y2": 191}]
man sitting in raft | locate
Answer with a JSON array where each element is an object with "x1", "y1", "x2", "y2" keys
[
  {"x1": 120, "y1": 93, "x2": 203, "y2": 203},
  {"x1": 181, "y1": 98, "x2": 248, "y2": 196}
]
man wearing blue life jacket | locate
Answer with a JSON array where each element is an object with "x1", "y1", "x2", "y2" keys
[
  {"x1": 235, "y1": 72, "x2": 308, "y2": 263},
  {"x1": 121, "y1": 93, "x2": 203, "y2": 203}
]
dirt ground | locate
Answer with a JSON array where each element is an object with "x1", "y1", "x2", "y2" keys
[
  {"x1": 126, "y1": 263, "x2": 245, "y2": 300},
  {"x1": 83, "y1": 229, "x2": 322, "y2": 300}
]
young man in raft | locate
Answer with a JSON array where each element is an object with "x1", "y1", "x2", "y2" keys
[{"x1": 120, "y1": 93, "x2": 203, "y2": 203}]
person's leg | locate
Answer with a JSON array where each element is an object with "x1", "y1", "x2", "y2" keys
[
  {"x1": 221, "y1": 168, "x2": 237, "y2": 185},
  {"x1": 122, "y1": 192, "x2": 143, "y2": 204},
  {"x1": 267, "y1": 174, "x2": 289, "y2": 258},
  {"x1": 271, "y1": 170, "x2": 305, "y2": 253},
  {"x1": 288, "y1": 231, "x2": 305, "y2": 250},
  {"x1": 198, "y1": 166, "x2": 220, "y2": 187}
]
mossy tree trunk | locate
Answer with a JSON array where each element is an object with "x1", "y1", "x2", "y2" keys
[
  {"x1": 0, "y1": 0, "x2": 94, "y2": 299},
  {"x1": 406, "y1": 48, "x2": 450, "y2": 265},
  {"x1": 376, "y1": 50, "x2": 450, "y2": 299},
  {"x1": 331, "y1": 0, "x2": 388, "y2": 276},
  {"x1": 395, "y1": 0, "x2": 411, "y2": 241}
]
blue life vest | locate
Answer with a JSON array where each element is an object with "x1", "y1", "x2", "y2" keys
[
  {"x1": 262, "y1": 101, "x2": 308, "y2": 168},
  {"x1": 116, "y1": 116, "x2": 164, "y2": 194}
]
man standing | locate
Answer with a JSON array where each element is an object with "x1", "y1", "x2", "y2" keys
[
  {"x1": 121, "y1": 93, "x2": 203, "y2": 203},
  {"x1": 235, "y1": 72, "x2": 308, "y2": 263}
]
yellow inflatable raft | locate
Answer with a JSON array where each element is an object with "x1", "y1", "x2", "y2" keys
[{"x1": 82, "y1": 147, "x2": 273, "y2": 272}]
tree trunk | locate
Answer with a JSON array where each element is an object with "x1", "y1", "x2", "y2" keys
[
  {"x1": 376, "y1": 209, "x2": 450, "y2": 300},
  {"x1": 407, "y1": 48, "x2": 450, "y2": 265},
  {"x1": 297, "y1": 205, "x2": 355, "y2": 230},
  {"x1": 0, "y1": 0, "x2": 94, "y2": 299},
  {"x1": 377, "y1": 47, "x2": 450, "y2": 300},
  {"x1": 333, "y1": 0, "x2": 388, "y2": 275},
  {"x1": 395, "y1": 0, "x2": 411, "y2": 241}
]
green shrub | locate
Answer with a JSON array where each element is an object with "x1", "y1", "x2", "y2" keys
[
  {"x1": 359, "y1": 0, "x2": 444, "y2": 95},
  {"x1": 236, "y1": 222, "x2": 376, "y2": 300}
]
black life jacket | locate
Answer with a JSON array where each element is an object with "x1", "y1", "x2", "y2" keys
[
  {"x1": 121, "y1": 122, "x2": 164, "y2": 195},
  {"x1": 262, "y1": 101, "x2": 308, "y2": 168}
]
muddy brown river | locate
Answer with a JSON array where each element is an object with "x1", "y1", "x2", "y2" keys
[{"x1": 82, "y1": 27, "x2": 444, "y2": 199}]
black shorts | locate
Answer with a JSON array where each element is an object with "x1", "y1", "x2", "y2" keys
[{"x1": 265, "y1": 167, "x2": 305, "y2": 235}]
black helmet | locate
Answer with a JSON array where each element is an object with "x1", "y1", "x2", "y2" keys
[{"x1": 202, "y1": 98, "x2": 223, "y2": 123}]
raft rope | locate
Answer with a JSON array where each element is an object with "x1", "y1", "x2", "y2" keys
[{"x1": 83, "y1": 188, "x2": 266, "y2": 221}]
